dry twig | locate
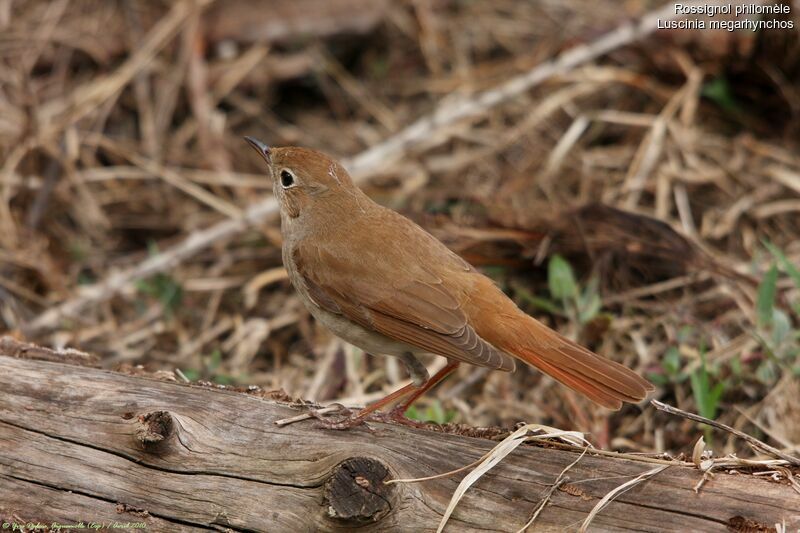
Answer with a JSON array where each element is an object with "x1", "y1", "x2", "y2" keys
[{"x1": 651, "y1": 400, "x2": 800, "y2": 467}]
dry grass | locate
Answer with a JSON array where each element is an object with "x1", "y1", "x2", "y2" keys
[{"x1": 1, "y1": 0, "x2": 799, "y2": 465}]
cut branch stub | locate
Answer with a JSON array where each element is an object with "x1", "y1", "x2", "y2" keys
[
  {"x1": 134, "y1": 410, "x2": 174, "y2": 448},
  {"x1": 324, "y1": 457, "x2": 394, "y2": 525}
]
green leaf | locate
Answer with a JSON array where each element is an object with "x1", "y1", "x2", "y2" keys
[
  {"x1": 772, "y1": 309, "x2": 791, "y2": 346},
  {"x1": 677, "y1": 326, "x2": 695, "y2": 343},
  {"x1": 647, "y1": 373, "x2": 669, "y2": 386},
  {"x1": 77, "y1": 271, "x2": 95, "y2": 285},
  {"x1": 427, "y1": 401, "x2": 445, "y2": 424},
  {"x1": 68, "y1": 240, "x2": 89, "y2": 262},
  {"x1": 577, "y1": 278, "x2": 602, "y2": 324},
  {"x1": 527, "y1": 296, "x2": 564, "y2": 315},
  {"x1": 756, "y1": 360, "x2": 777, "y2": 384},
  {"x1": 730, "y1": 356, "x2": 742, "y2": 377},
  {"x1": 701, "y1": 77, "x2": 740, "y2": 114},
  {"x1": 513, "y1": 284, "x2": 564, "y2": 316},
  {"x1": 135, "y1": 272, "x2": 183, "y2": 316},
  {"x1": 764, "y1": 240, "x2": 800, "y2": 289},
  {"x1": 213, "y1": 374, "x2": 235, "y2": 385},
  {"x1": 710, "y1": 382, "x2": 725, "y2": 406},
  {"x1": 548, "y1": 255, "x2": 577, "y2": 300},
  {"x1": 756, "y1": 264, "x2": 778, "y2": 327},
  {"x1": 180, "y1": 368, "x2": 199, "y2": 381},
  {"x1": 204, "y1": 349, "x2": 223, "y2": 372},
  {"x1": 405, "y1": 401, "x2": 455, "y2": 424},
  {"x1": 662, "y1": 346, "x2": 682, "y2": 376},
  {"x1": 689, "y1": 371, "x2": 705, "y2": 414},
  {"x1": 482, "y1": 266, "x2": 508, "y2": 280},
  {"x1": 690, "y1": 350, "x2": 723, "y2": 421},
  {"x1": 404, "y1": 405, "x2": 421, "y2": 421}
]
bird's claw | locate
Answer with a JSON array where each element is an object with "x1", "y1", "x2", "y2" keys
[
  {"x1": 370, "y1": 406, "x2": 427, "y2": 428},
  {"x1": 308, "y1": 404, "x2": 426, "y2": 430}
]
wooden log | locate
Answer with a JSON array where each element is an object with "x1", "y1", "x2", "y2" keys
[{"x1": 0, "y1": 341, "x2": 798, "y2": 532}]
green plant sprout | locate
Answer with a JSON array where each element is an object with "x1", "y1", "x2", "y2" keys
[
  {"x1": 516, "y1": 254, "x2": 602, "y2": 326},
  {"x1": 753, "y1": 241, "x2": 800, "y2": 381},
  {"x1": 180, "y1": 348, "x2": 242, "y2": 385},
  {"x1": 689, "y1": 344, "x2": 725, "y2": 443},
  {"x1": 135, "y1": 241, "x2": 183, "y2": 317},
  {"x1": 405, "y1": 400, "x2": 457, "y2": 424}
]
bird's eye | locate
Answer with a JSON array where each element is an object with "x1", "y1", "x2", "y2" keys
[{"x1": 280, "y1": 169, "x2": 295, "y2": 188}]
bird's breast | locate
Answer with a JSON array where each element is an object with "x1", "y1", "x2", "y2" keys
[{"x1": 282, "y1": 240, "x2": 419, "y2": 358}]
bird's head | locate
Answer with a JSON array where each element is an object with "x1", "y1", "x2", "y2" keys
[{"x1": 245, "y1": 137, "x2": 356, "y2": 220}]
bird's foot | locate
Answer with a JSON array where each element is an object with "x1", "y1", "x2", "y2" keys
[
  {"x1": 371, "y1": 406, "x2": 427, "y2": 428},
  {"x1": 313, "y1": 414, "x2": 369, "y2": 430},
  {"x1": 310, "y1": 405, "x2": 383, "y2": 431},
  {"x1": 307, "y1": 404, "x2": 362, "y2": 430},
  {"x1": 310, "y1": 405, "x2": 424, "y2": 430}
]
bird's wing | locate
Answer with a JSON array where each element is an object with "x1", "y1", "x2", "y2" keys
[{"x1": 291, "y1": 223, "x2": 515, "y2": 371}]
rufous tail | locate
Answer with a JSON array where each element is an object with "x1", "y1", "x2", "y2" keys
[{"x1": 493, "y1": 315, "x2": 654, "y2": 410}]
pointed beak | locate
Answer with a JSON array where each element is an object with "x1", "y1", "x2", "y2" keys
[{"x1": 244, "y1": 136, "x2": 271, "y2": 164}]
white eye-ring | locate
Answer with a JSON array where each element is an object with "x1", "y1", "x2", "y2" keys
[{"x1": 279, "y1": 169, "x2": 296, "y2": 188}]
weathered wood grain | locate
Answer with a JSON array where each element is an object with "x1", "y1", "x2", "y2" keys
[{"x1": 0, "y1": 351, "x2": 798, "y2": 532}]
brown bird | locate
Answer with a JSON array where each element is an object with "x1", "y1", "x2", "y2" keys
[{"x1": 245, "y1": 138, "x2": 653, "y2": 428}]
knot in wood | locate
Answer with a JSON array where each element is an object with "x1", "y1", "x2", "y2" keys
[
  {"x1": 135, "y1": 410, "x2": 173, "y2": 447},
  {"x1": 324, "y1": 457, "x2": 393, "y2": 524},
  {"x1": 727, "y1": 516, "x2": 773, "y2": 533}
]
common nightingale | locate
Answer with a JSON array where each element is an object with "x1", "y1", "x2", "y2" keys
[{"x1": 245, "y1": 138, "x2": 653, "y2": 428}]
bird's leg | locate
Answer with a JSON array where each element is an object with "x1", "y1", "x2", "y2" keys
[
  {"x1": 398, "y1": 351, "x2": 430, "y2": 388},
  {"x1": 384, "y1": 360, "x2": 460, "y2": 423},
  {"x1": 314, "y1": 380, "x2": 418, "y2": 430},
  {"x1": 315, "y1": 352, "x2": 426, "y2": 429},
  {"x1": 316, "y1": 356, "x2": 459, "y2": 430},
  {"x1": 316, "y1": 353, "x2": 438, "y2": 430}
]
